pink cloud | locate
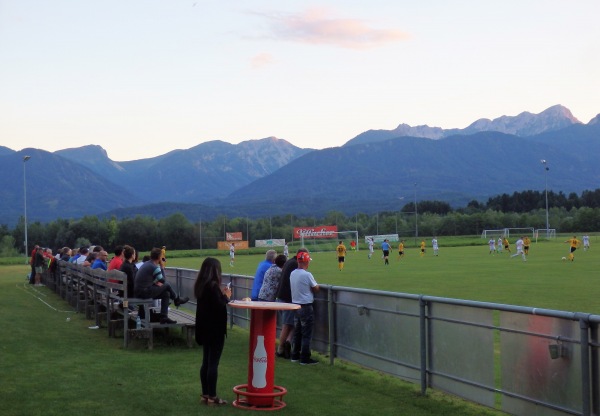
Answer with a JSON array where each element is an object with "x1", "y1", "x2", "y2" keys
[
  {"x1": 264, "y1": 8, "x2": 409, "y2": 50},
  {"x1": 250, "y1": 52, "x2": 274, "y2": 69}
]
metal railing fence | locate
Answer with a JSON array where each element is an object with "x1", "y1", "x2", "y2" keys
[{"x1": 168, "y1": 267, "x2": 600, "y2": 416}]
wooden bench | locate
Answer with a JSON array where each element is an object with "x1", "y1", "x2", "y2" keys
[{"x1": 56, "y1": 260, "x2": 196, "y2": 349}]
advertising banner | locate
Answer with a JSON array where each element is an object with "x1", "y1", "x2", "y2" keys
[
  {"x1": 217, "y1": 241, "x2": 249, "y2": 250},
  {"x1": 226, "y1": 232, "x2": 243, "y2": 241},
  {"x1": 255, "y1": 239, "x2": 286, "y2": 248},
  {"x1": 293, "y1": 225, "x2": 338, "y2": 239}
]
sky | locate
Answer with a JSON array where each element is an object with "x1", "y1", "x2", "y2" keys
[{"x1": 1, "y1": 0, "x2": 599, "y2": 161}]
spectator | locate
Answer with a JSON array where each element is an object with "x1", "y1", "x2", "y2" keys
[
  {"x1": 33, "y1": 246, "x2": 45, "y2": 286},
  {"x1": 108, "y1": 245, "x2": 124, "y2": 271},
  {"x1": 290, "y1": 251, "x2": 320, "y2": 365},
  {"x1": 91, "y1": 250, "x2": 109, "y2": 270},
  {"x1": 59, "y1": 247, "x2": 72, "y2": 261},
  {"x1": 194, "y1": 257, "x2": 231, "y2": 406},
  {"x1": 29, "y1": 244, "x2": 39, "y2": 284},
  {"x1": 250, "y1": 249, "x2": 277, "y2": 301},
  {"x1": 75, "y1": 247, "x2": 89, "y2": 265},
  {"x1": 119, "y1": 245, "x2": 137, "y2": 298},
  {"x1": 136, "y1": 254, "x2": 149, "y2": 270},
  {"x1": 275, "y1": 248, "x2": 308, "y2": 358},
  {"x1": 134, "y1": 247, "x2": 189, "y2": 324},
  {"x1": 258, "y1": 254, "x2": 287, "y2": 302}
]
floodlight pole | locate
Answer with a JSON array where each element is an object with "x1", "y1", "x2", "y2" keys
[
  {"x1": 23, "y1": 155, "x2": 31, "y2": 263},
  {"x1": 414, "y1": 183, "x2": 418, "y2": 244},
  {"x1": 541, "y1": 160, "x2": 549, "y2": 238}
]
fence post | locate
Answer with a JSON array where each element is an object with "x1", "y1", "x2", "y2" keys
[
  {"x1": 419, "y1": 295, "x2": 427, "y2": 395},
  {"x1": 328, "y1": 287, "x2": 335, "y2": 366},
  {"x1": 578, "y1": 314, "x2": 591, "y2": 416}
]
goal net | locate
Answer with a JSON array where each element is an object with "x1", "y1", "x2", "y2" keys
[
  {"x1": 504, "y1": 227, "x2": 535, "y2": 239},
  {"x1": 535, "y1": 229, "x2": 556, "y2": 240},
  {"x1": 481, "y1": 229, "x2": 507, "y2": 239},
  {"x1": 300, "y1": 230, "x2": 359, "y2": 253}
]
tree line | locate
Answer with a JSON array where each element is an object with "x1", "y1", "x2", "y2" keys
[{"x1": 4, "y1": 189, "x2": 600, "y2": 256}]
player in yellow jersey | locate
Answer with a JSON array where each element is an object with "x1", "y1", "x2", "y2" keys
[
  {"x1": 564, "y1": 236, "x2": 581, "y2": 261},
  {"x1": 420, "y1": 239, "x2": 426, "y2": 257},
  {"x1": 523, "y1": 236, "x2": 531, "y2": 255},
  {"x1": 503, "y1": 238, "x2": 511, "y2": 253},
  {"x1": 336, "y1": 241, "x2": 347, "y2": 271},
  {"x1": 397, "y1": 240, "x2": 405, "y2": 260}
]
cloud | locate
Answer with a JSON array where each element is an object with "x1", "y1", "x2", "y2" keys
[
  {"x1": 250, "y1": 52, "x2": 274, "y2": 69},
  {"x1": 260, "y1": 8, "x2": 409, "y2": 50}
]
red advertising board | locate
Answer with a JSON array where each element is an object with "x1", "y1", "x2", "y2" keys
[
  {"x1": 293, "y1": 225, "x2": 338, "y2": 239},
  {"x1": 226, "y1": 232, "x2": 243, "y2": 241}
]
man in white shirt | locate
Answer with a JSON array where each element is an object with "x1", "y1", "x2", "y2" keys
[
  {"x1": 229, "y1": 243, "x2": 235, "y2": 267},
  {"x1": 432, "y1": 237, "x2": 439, "y2": 256},
  {"x1": 290, "y1": 251, "x2": 320, "y2": 365},
  {"x1": 510, "y1": 237, "x2": 527, "y2": 261},
  {"x1": 488, "y1": 238, "x2": 496, "y2": 255},
  {"x1": 583, "y1": 235, "x2": 590, "y2": 251},
  {"x1": 367, "y1": 237, "x2": 374, "y2": 259}
]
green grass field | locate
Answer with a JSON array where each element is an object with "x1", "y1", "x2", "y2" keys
[{"x1": 169, "y1": 237, "x2": 600, "y2": 315}]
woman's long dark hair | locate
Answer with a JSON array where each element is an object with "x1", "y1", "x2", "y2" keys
[{"x1": 194, "y1": 257, "x2": 222, "y2": 300}]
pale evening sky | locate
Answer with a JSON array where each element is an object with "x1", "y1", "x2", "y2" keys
[{"x1": 1, "y1": 0, "x2": 598, "y2": 161}]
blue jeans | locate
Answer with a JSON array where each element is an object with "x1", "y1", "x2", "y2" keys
[{"x1": 292, "y1": 304, "x2": 314, "y2": 361}]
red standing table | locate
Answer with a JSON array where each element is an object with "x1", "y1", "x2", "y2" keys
[{"x1": 228, "y1": 300, "x2": 300, "y2": 410}]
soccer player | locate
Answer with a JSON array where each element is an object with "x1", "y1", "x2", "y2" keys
[
  {"x1": 432, "y1": 237, "x2": 439, "y2": 256},
  {"x1": 488, "y1": 238, "x2": 496, "y2": 255},
  {"x1": 397, "y1": 240, "x2": 405, "y2": 260},
  {"x1": 367, "y1": 237, "x2": 374, "y2": 259},
  {"x1": 336, "y1": 241, "x2": 347, "y2": 271},
  {"x1": 381, "y1": 239, "x2": 391, "y2": 265},
  {"x1": 497, "y1": 236, "x2": 503, "y2": 253},
  {"x1": 510, "y1": 237, "x2": 527, "y2": 261},
  {"x1": 503, "y1": 237, "x2": 511, "y2": 253},
  {"x1": 583, "y1": 235, "x2": 590, "y2": 251},
  {"x1": 420, "y1": 239, "x2": 426, "y2": 257},
  {"x1": 229, "y1": 243, "x2": 235, "y2": 267},
  {"x1": 523, "y1": 236, "x2": 531, "y2": 255},
  {"x1": 564, "y1": 236, "x2": 581, "y2": 261}
]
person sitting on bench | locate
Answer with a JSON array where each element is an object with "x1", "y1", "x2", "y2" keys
[{"x1": 134, "y1": 247, "x2": 189, "y2": 324}]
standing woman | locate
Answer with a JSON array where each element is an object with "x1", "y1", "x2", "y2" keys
[{"x1": 194, "y1": 257, "x2": 231, "y2": 405}]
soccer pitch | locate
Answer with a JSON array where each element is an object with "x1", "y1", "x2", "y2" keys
[{"x1": 171, "y1": 238, "x2": 599, "y2": 315}]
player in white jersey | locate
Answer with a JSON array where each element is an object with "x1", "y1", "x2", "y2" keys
[
  {"x1": 367, "y1": 237, "x2": 374, "y2": 259},
  {"x1": 510, "y1": 237, "x2": 527, "y2": 261},
  {"x1": 488, "y1": 238, "x2": 496, "y2": 254},
  {"x1": 583, "y1": 235, "x2": 590, "y2": 251},
  {"x1": 497, "y1": 237, "x2": 503, "y2": 253},
  {"x1": 432, "y1": 237, "x2": 439, "y2": 256},
  {"x1": 229, "y1": 243, "x2": 235, "y2": 267}
]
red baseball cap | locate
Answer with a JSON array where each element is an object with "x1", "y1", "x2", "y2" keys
[{"x1": 297, "y1": 252, "x2": 312, "y2": 263}]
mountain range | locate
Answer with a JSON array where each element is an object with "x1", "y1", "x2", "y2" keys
[{"x1": 2, "y1": 104, "x2": 599, "y2": 226}]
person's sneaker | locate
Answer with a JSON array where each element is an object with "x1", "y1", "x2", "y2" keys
[
  {"x1": 283, "y1": 341, "x2": 292, "y2": 359},
  {"x1": 300, "y1": 358, "x2": 319, "y2": 366},
  {"x1": 174, "y1": 296, "x2": 189, "y2": 307},
  {"x1": 160, "y1": 316, "x2": 177, "y2": 324},
  {"x1": 290, "y1": 354, "x2": 300, "y2": 362}
]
